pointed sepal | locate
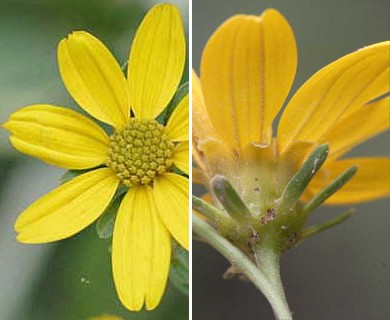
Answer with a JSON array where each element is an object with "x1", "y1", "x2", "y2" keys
[
  {"x1": 291, "y1": 209, "x2": 354, "y2": 249},
  {"x1": 278, "y1": 144, "x2": 329, "y2": 211},
  {"x1": 303, "y1": 166, "x2": 358, "y2": 215},
  {"x1": 211, "y1": 175, "x2": 252, "y2": 222}
]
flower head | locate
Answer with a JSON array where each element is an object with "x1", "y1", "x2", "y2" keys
[
  {"x1": 193, "y1": 9, "x2": 389, "y2": 249},
  {"x1": 4, "y1": 4, "x2": 188, "y2": 311}
]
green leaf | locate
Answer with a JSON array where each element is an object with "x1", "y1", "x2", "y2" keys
[
  {"x1": 60, "y1": 169, "x2": 90, "y2": 184},
  {"x1": 169, "y1": 244, "x2": 189, "y2": 296},
  {"x1": 278, "y1": 144, "x2": 329, "y2": 211},
  {"x1": 156, "y1": 81, "x2": 188, "y2": 125},
  {"x1": 211, "y1": 175, "x2": 252, "y2": 222},
  {"x1": 172, "y1": 164, "x2": 189, "y2": 178},
  {"x1": 121, "y1": 60, "x2": 128, "y2": 72}
]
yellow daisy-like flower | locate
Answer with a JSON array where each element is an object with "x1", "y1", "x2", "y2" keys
[
  {"x1": 3, "y1": 4, "x2": 188, "y2": 311},
  {"x1": 193, "y1": 9, "x2": 389, "y2": 208}
]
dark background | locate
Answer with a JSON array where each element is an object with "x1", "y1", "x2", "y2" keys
[
  {"x1": 0, "y1": 1, "x2": 188, "y2": 319},
  {"x1": 193, "y1": 0, "x2": 390, "y2": 319}
]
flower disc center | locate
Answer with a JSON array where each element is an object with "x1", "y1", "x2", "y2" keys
[{"x1": 107, "y1": 118, "x2": 174, "y2": 187}]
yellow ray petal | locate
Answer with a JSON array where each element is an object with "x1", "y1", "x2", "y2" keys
[
  {"x1": 15, "y1": 168, "x2": 119, "y2": 243},
  {"x1": 200, "y1": 9, "x2": 297, "y2": 150},
  {"x1": 165, "y1": 94, "x2": 188, "y2": 141},
  {"x1": 192, "y1": 70, "x2": 220, "y2": 143},
  {"x1": 128, "y1": 4, "x2": 185, "y2": 119},
  {"x1": 192, "y1": 70, "x2": 219, "y2": 144},
  {"x1": 192, "y1": 136, "x2": 206, "y2": 173},
  {"x1": 58, "y1": 31, "x2": 129, "y2": 129},
  {"x1": 192, "y1": 70, "x2": 236, "y2": 175},
  {"x1": 192, "y1": 70, "x2": 224, "y2": 152},
  {"x1": 173, "y1": 142, "x2": 189, "y2": 174},
  {"x1": 321, "y1": 97, "x2": 390, "y2": 161},
  {"x1": 3, "y1": 105, "x2": 110, "y2": 169},
  {"x1": 193, "y1": 167, "x2": 207, "y2": 185},
  {"x1": 198, "y1": 139, "x2": 239, "y2": 179},
  {"x1": 307, "y1": 158, "x2": 390, "y2": 204},
  {"x1": 278, "y1": 141, "x2": 315, "y2": 171},
  {"x1": 112, "y1": 186, "x2": 171, "y2": 311},
  {"x1": 153, "y1": 173, "x2": 189, "y2": 249},
  {"x1": 278, "y1": 41, "x2": 390, "y2": 153}
]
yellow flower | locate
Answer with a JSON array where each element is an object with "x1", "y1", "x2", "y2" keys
[
  {"x1": 193, "y1": 9, "x2": 389, "y2": 208},
  {"x1": 3, "y1": 4, "x2": 188, "y2": 311}
]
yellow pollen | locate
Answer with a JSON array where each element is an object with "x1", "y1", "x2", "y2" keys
[{"x1": 106, "y1": 118, "x2": 174, "y2": 187}]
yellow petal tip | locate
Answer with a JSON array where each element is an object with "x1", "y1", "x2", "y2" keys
[
  {"x1": 119, "y1": 296, "x2": 143, "y2": 312},
  {"x1": 14, "y1": 214, "x2": 27, "y2": 233},
  {"x1": 262, "y1": 8, "x2": 282, "y2": 17},
  {"x1": 146, "y1": 300, "x2": 159, "y2": 311},
  {"x1": 16, "y1": 232, "x2": 33, "y2": 244},
  {"x1": 2, "y1": 120, "x2": 11, "y2": 131},
  {"x1": 64, "y1": 30, "x2": 88, "y2": 41},
  {"x1": 151, "y1": 3, "x2": 178, "y2": 11}
]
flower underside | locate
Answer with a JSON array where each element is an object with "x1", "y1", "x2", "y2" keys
[{"x1": 107, "y1": 118, "x2": 174, "y2": 187}]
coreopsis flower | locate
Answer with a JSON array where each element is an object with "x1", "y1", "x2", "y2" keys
[
  {"x1": 193, "y1": 9, "x2": 389, "y2": 245},
  {"x1": 4, "y1": 4, "x2": 188, "y2": 311}
]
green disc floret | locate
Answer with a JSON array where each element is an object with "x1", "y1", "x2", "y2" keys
[{"x1": 107, "y1": 118, "x2": 174, "y2": 187}]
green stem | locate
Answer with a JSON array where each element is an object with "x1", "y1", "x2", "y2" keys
[
  {"x1": 193, "y1": 214, "x2": 292, "y2": 320},
  {"x1": 254, "y1": 245, "x2": 289, "y2": 319}
]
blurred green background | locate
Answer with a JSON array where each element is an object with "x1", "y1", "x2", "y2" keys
[
  {"x1": 193, "y1": 0, "x2": 390, "y2": 319},
  {"x1": 0, "y1": 1, "x2": 188, "y2": 319}
]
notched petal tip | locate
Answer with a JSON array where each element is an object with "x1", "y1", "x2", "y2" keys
[
  {"x1": 119, "y1": 298, "x2": 143, "y2": 312},
  {"x1": 145, "y1": 296, "x2": 161, "y2": 311},
  {"x1": 233, "y1": 8, "x2": 291, "y2": 26},
  {"x1": 151, "y1": 2, "x2": 180, "y2": 12},
  {"x1": 15, "y1": 232, "x2": 29, "y2": 244},
  {"x1": 261, "y1": 8, "x2": 284, "y2": 19},
  {"x1": 58, "y1": 31, "x2": 83, "y2": 52},
  {"x1": 2, "y1": 109, "x2": 25, "y2": 132},
  {"x1": 61, "y1": 30, "x2": 93, "y2": 42},
  {"x1": 15, "y1": 231, "x2": 42, "y2": 244},
  {"x1": 2, "y1": 120, "x2": 12, "y2": 131},
  {"x1": 14, "y1": 215, "x2": 24, "y2": 233}
]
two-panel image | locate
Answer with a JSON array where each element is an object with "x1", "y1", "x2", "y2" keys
[{"x1": 0, "y1": 0, "x2": 388, "y2": 319}]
